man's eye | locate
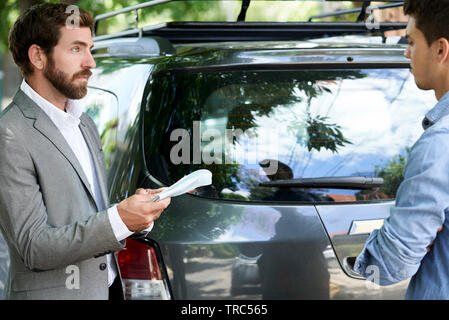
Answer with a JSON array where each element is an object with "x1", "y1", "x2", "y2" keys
[{"x1": 72, "y1": 47, "x2": 80, "y2": 52}]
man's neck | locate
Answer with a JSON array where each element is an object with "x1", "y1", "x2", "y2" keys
[
  {"x1": 432, "y1": 71, "x2": 449, "y2": 101},
  {"x1": 24, "y1": 76, "x2": 67, "y2": 111},
  {"x1": 435, "y1": 88, "x2": 449, "y2": 101}
]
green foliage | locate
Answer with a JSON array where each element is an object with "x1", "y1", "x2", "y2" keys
[
  {"x1": 355, "y1": 149, "x2": 409, "y2": 200},
  {"x1": 144, "y1": 66, "x2": 364, "y2": 204},
  {"x1": 79, "y1": 0, "x2": 235, "y2": 36},
  {"x1": 0, "y1": 0, "x2": 21, "y2": 52},
  {"x1": 209, "y1": 243, "x2": 240, "y2": 258},
  {"x1": 150, "y1": 199, "x2": 245, "y2": 242},
  {"x1": 306, "y1": 115, "x2": 352, "y2": 153},
  {"x1": 221, "y1": 192, "x2": 248, "y2": 201},
  {"x1": 0, "y1": 1, "x2": 359, "y2": 52},
  {"x1": 0, "y1": 0, "x2": 229, "y2": 50},
  {"x1": 374, "y1": 148, "x2": 409, "y2": 198}
]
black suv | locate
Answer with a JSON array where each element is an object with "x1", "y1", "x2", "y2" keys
[{"x1": 0, "y1": 0, "x2": 435, "y2": 300}]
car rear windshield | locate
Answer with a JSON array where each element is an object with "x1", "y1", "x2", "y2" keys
[{"x1": 144, "y1": 68, "x2": 435, "y2": 203}]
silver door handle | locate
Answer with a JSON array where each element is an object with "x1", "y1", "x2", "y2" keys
[{"x1": 348, "y1": 219, "x2": 384, "y2": 235}]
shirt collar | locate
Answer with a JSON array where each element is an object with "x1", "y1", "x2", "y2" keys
[
  {"x1": 423, "y1": 91, "x2": 449, "y2": 130},
  {"x1": 20, "y1": 79, "x2": 83, "y2": 130}
]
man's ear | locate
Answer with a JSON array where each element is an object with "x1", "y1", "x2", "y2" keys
[
  {"x1": 435, "y1": 37, "x2": 449, "y2": 64},
  {"x1": 28, "y1": 44, "x2": 46, "y2": 71}
]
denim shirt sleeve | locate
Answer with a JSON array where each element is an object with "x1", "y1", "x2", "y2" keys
[{"x1": 354, "y1": 125, "x2": 448, "y2": 285}]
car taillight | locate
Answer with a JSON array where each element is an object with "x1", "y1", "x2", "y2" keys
[{"x1": 117, "y1": 238, "x2": 172, "y2": 300}]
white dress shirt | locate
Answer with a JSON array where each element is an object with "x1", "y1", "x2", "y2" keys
[{"x1": 20, "y1": 80, "x2": 151, "y2": 286}]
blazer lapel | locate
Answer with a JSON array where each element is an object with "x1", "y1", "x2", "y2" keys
[
  {"x1": 79, "y1": 114, "x2": 109, "y2": 210},
  {"x1": 13, "y1": 89, "x2": 97, "y2": 206}
]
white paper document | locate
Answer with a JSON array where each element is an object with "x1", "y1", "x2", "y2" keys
[{"x1": 150, "y1": 169, "x2": 212, "y2": 202}]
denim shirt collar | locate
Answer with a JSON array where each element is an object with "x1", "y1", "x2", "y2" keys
[{"x1": 423, "y1": 91, "x2": 449, "y2": 130}]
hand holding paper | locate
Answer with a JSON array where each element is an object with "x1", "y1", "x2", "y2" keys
[{"x1": 150, "y1": 169, "x2": 212, "y2": 202}]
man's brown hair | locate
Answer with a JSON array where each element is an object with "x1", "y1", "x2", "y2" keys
[
  {"x1": 404, "y1": 0, "x2": 449, "y2": 46},
  {"x1": 9, "y1": 3, "x2": 93, "y2": 77}
]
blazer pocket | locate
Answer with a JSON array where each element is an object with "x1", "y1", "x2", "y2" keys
[{"x1": 12, "y1": 268, "x2": 68, "y2": 292}]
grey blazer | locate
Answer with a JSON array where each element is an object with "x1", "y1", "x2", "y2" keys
[{"x1": 0, "y1": 89, "x2": 125, "y2": 299}]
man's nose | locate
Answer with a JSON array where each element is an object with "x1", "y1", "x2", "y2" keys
[
  {"x1": 404, "y1": 46, "x2": 411, "y2": 59},
  {"x1": 83, "y1": 49, "x2": 96, "y2": 69}
]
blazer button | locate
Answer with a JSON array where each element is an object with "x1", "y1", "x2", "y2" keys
[{"x1": 99, "y1": 263, "x2": 107, "y2": 271}]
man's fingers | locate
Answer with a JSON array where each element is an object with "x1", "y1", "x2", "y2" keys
[
  {"x1": 159, "y1": 196, "x2": 171, "y2": 208},
  {"x1": 131, "y1": 193, "x2": 158, "y2": 203},
  {"x1": 135, "y1": 188, "x2": 147, "y2": 195},
  {"x1": 135, "y1": 188, "x2": 167, "y2": 195},
  {"x1": 426, "y1": 240, "x2": 435, "y2": 252},
  {"x1": 132, "y1": 193, "x2": 171, "y2": 208},
  {"x1": 427, "y1": 225, "x2": 444, "y2": 253},
  {"x1": 135, "y1": 196, "x2": 171, "y2": 214},
  {"x1": 146, "y1": 188, "x2": 167, "y2": 195}
]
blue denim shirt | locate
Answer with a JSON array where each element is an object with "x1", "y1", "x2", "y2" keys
[{"x1": 354, "y1": 91, "x2": 449, "y2": 299}]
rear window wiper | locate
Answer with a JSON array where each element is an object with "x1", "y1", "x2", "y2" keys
[{"x1": 259, "y1": 176, "x2": 384, "y2": 190}]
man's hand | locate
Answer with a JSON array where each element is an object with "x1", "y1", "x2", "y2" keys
[
  {"x1": 135, "y1": 187, "x2": 166, "y2": 197},
  {"x1": 426, "y1": 225, "x2": 444, "y2": 253},
  {"x1": 117, "y1": 188, "x2": 170, "y2": 232}
]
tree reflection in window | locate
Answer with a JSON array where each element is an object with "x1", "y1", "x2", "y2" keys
[{"x1": 145, "y1": 69, "x2": 430, "y2": 202}]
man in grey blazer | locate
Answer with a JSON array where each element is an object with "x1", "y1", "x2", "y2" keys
[{"x1": 0, "y1": 3, "x2": 170, "y2": 299}]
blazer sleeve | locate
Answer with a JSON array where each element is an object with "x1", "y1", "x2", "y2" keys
[{"x1": 0, "y1": 123, "x2": 125, "y2": 271}]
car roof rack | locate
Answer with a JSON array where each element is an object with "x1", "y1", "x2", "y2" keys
[
  {"x1": 91, "y1": 36, "x2": 176, "y2": 56},
  {"x1": 94, "y1": 21, "x2": 407, "y2": 44},
  {"x1": 94, "y1": 0, "x2": 172, "y2": 37},
  {"x1": 308, "y1": 2, "x2": 404, "y2": 22},
  {"x1": 94, "y1": 0, "x2": 407, "y2": 43}
]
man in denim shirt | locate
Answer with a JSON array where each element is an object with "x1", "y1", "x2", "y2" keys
[{"x1": 354, "y1": 0, "x2": 449, "y2": 299}]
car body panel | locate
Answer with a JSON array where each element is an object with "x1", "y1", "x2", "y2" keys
[
  {"x1": 152, "y1": 40, "x2": 410, "y2": 75},
  {"x1": 148, "y1": 194, "x2": 409, "y2": 299},
  {"x1": 0, "y1": 37, "x2": 418, "y2": 300}
]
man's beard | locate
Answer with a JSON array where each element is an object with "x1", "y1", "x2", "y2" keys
[{"x1": 44, "y1": 56, "x2": 92, "y2": 100}]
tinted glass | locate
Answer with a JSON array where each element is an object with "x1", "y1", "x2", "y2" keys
[
  {"x1": 81, "y1": 87, "x2": 118, "y2": 172},
  {"x1": 144, "y1": 69, "x2": 436, "y2": 202}
]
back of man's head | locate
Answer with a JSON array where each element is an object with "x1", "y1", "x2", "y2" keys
[
  {"x1": 8, "y1": 3, "x2": 93, "y2": 77},
  {"x1": 404, "y1": 0, "x2": 449, "y2": 46}
]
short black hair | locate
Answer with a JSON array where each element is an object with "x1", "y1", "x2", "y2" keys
[{"x1": 404, "y1": 0, "x2": 449, "y2": 46}]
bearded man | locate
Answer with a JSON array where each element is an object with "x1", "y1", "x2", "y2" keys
[{"x1": 0, "y1": 3, "x2": 170, "y2": 300}]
